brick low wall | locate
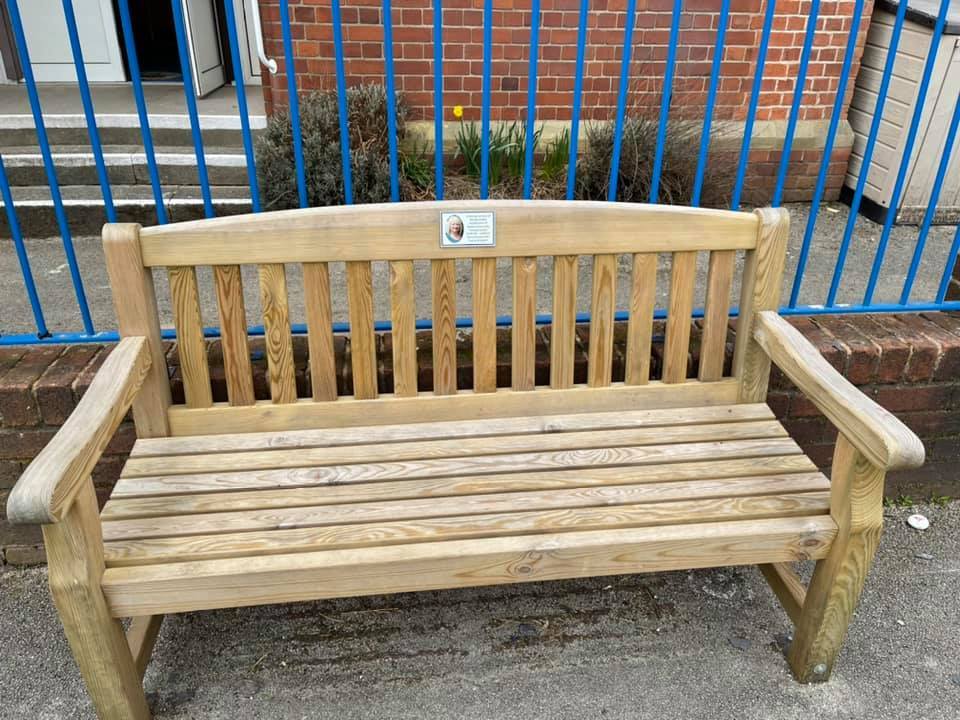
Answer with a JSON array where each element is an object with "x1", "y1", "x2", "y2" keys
[{"x1": 2, "y1": 311, "x2": 959, "y2": 567}]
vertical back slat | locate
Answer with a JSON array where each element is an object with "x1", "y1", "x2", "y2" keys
[
  {"x1": 736, "y1": 208, "x2": 790, "y2": 401},
  {"x1": 346, "y1": 260, "x2": 378, "y2": 400},
  {"x1": 213, "y1": 265, "x2": 255, "y2": 406},
  {"x1": 699, "y1": 249, "x2": 736, "y2": 381},
  {"x1": 663, "y1": 251, "x2": 697, "y2": 384},
  {"x1": 626, "y1": 253, "x2": 657, "y2": 385},
  {"x1": 258, "y1": 263, "x2": 297, "y2": 404},
  {"x1": 431, "y1": 259, "x2": 457, "y2": 395},
  {"x1": 167, "y1": 265, "x2": 212, "y2": 408},
  {"x1": 587, "y1": 254, "x2": 617, "y2": 387},
  {"x1": 512, "y1": 256, "x2": 537, "y2": 391},
  {"x1": 472, "y1": 258, "x2": 498, "y2": 393},
  {"x1": 302, "y1": 262, "x2": 338, "y2": 401},
  {"x1": 390, "y1": 260, "x2": 418, "y2": 397},
  {"x1": 550, "y1": 255, "x2": 578, "y2": 389}
]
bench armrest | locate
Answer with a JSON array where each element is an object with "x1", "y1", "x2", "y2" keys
[
  {"x1": 6, "y1": 337, "x2": 152, "y2": 525},
  {"x1": 752, "y1": 311, "x2": 924, "y2": 472}
]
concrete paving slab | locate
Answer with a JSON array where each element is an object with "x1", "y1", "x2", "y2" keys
[{"x1": 1, "y1": 502, "x2": 957, "y2": 719}]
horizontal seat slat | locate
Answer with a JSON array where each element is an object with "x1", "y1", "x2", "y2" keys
[
  {"x1": 103, "y1": 491, "x2": 830, "y2": 567},
  {"x1": 101, "y1": 516, "x2": 836, "y2": 617},
  {"x1": 111, "y1": 437, "x2": 805, "y2": 498},
  {"x1": 103, "y1": 455, "x2": 819, "y2": 519},
  {"x1": 131, "y1": 404, "x2": 775, "y2": 458},
  {"x1": 101, "y1": 473, "x2": 830, "y2": 541},
  {"x1": 165, "y1": 380, "x2": 742, "y2": 436},
  {"x1": 121, "y1": 420, "x2": 788, "y2": 478}
]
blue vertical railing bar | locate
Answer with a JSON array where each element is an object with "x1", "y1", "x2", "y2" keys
[
  {"x1": 788, "y1": 0, "x2": 863, "y2": 308},
  {"x1": 61, "y1": 0, "x2": 115, "y2": 223},
  {"x1": 433, "y1": 0, "x2": 444, "y2": 199},
  {"x1": 608, "y1": 0, "x2": 638, "y2": 202},
  {"x1": 6, "y1": 0, "x2": 94, "y2": 335},
  {"x1": 936, "y1": 224, "x2": 960, "y2": 303},
  {"x1": 523, "y1": 0, "x2": 542, "y2": 199},
  {"x1": 331, "y1": 0, "x2": 354, "y2": 204},
  {"x1": 279, "y1": 0, "x2": 308, "y2": 208},
  {"x1": 480, "y1": 0, "x2": 493, "y2": 198},
  {"x1": 827, "y1": 0, "x2": 908, "y2": 306},
  {"x1": 116, "y1": 0, "x2": 166, "y2": 224},
  {"x1": 650, "y1": 0, "x2": 682, "y2": 204},
  {"x1": 222, "y1": 0, "x2": 262, "y2": 212},
  {"x1": 771, "y1": 0, "x2": 820, "y2": 207},
  {"x1": 864, "y1": 0, "x2": 951, "y2": 305},
  {"x1": 0, "y1": 155, "x2": 48, "y2": 337},
  {"x1": 383, "y1": 0, "x2": 400, "y2": 202},
  {"x1": 565, "y1": 0, "x2": 589, "y2": 200},
  {"x1": 731, "y1": 0, "x2": 775, "y2": 210},
  {"x1": 691, "y1": 0, "x2": 730, "y2": 207},
  {"x1": 900, "y1": 94, "x2": 960, "y2": 304},
  {"x1": 171, "y1": 0, "x2": 214, "y2": 218}
]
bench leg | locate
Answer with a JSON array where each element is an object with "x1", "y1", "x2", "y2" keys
[
  {"x1": 42, "y1": 483, "x2": 151, "y2": 720},
  {"x1": 787, "y1": 435, "x2": 884, "y2": 683}
]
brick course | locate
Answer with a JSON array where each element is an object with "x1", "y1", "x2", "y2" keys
[{"x1": 2, "y1": 310, "x2": 958, "y2": 566}]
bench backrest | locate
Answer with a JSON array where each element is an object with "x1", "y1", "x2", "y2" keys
[{"x1": 102, "y1": 200, "x2": 789, "y2": 438}]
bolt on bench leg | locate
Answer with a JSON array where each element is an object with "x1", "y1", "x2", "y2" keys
[
  {"x1": 788, "y1": 435, "x2": 884, "y2": 683},
  {"x1": 43, "y1": 482, "x2": 151, "y2": 720}
]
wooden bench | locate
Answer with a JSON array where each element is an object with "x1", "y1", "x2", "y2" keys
[{"x1": 7, "y1": 201, "x2": 924, "y2": 718}]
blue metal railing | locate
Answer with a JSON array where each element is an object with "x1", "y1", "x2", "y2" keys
[{"x1": 3, "y1": 0, "x2": 960, "y2": 346}]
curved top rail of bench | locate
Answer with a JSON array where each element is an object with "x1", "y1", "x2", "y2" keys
[{"x1": 137, "y1": 200, "x2": 760, "y2": 267}]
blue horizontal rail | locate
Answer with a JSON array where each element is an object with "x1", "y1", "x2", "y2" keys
[{"x1": 2, "y1": 0, "x2": 960, "y2": 346}]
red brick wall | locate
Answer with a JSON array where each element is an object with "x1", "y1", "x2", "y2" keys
[
  {"x1": 254, "y1": 0, "x2": 872, "y2": 202},
  {"x1": 2, "y1": 311, "x2": 958, "y2": 566}
]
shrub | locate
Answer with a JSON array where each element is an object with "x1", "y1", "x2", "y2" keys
[
  {"x1": 574, "y1": 118, "x2": 735, "y2": 207},
  {"x1": 453, "y1": 121, "x2": 542, "y2": 187},
  {"x1": 256, "y1": 85, "x2": 408, "y2": 209}
]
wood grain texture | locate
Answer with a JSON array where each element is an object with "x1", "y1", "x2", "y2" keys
[
  {"x1": 102, "y1": 517, "x2": 835, "y2": 617},
  {"x1": 699, "y1": 250, "x2": 736, "y2": 381},
  {"x1": 132, "y1": 403, "x2": 774, "y2": 456},
  {"x1": 6, "y1": 337, "x2": 151, "y2": 524},
  {"x1": 165, "y1": 380, "x2": 742, "y2": 435},
  {"x1": 389, "y1": 260, "x2": 418, "y2": 397},
  {"x1": 103, "y1": 491, "x2": 830, "y2": 566},
  {"x1": 139, "y1": 200, "x2": 759, "y2": 266},
  {"x1": 626, "y1": 253, "x2": 657, "y2": 385},
  {"x1": 302, "y1": 262, "x2": 338, "y2": 401},
  {"x1": 168, "y1": 265, "x2": 213, "y2": 408},
  {"x1": 213, "y1": 265, "x2": 255, "y2": 406},
  {"x1": 126, "y1": 615, "x2": 163, "y2": 679},
  {"x1": 754, "y1": 311, "x2": 924, "y2": 471},
  {"x1": 346, "y1": 261, "x2": 378, "y2": 400},
  {"x1": 663, "y1": 251, "x2": 698, "y2": 384},
  {"x1": 472, "y1": 258, "x2": 498, "y2": 393},
  {"x1": 121, "y1": 419, "x2": 789, "y2": 478},
  {"x1": 759, "y1": 562, "x2": 806, "y2": 624},
  {"x1": 102, "y1": 223, "x2": 171, "y2": 438},
  {"x1": 42, "y1": 483, "x2": 151, "y2": 718},
  {"x1": 431, "y1": 259, "x2": 458, "y2": 395},
  {"x1": 550, "y1": 255, "x2": 578, "y2": 389},
  {"x1": 788, "y1": 435, "x2": 884, "y2": 682},
  {"x1": 736, "y1": 207, "x2": 789, "y2": 402},
  {"x1": 105, "y1": 459, "x2": 818, "y2": 518},
  {"x1": 114, "y1": 437, "x2": 805, "y2": 498},
  {"x1": 588, "y1": 254, "x2": 617, "y2": 387},
  {"x1": 512, "y1": 257, "x2": 538, "y2": 391},
  {"x1": 258, "y1": 263, "x2": 297, "y2": 404}
]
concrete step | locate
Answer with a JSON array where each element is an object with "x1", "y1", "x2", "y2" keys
[
  {"x1": 2, "y1": 148, "x2": 253, "y2": 187},
  {"x1": 0, "y1": 184, "x2": 252, "y2": 238},
  {"x1": 0, "y1": 113, "x2": 266, "y2": 150}
]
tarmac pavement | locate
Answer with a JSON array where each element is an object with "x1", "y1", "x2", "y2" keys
[{"x1": 1, "y1": 502, "x2": 957, "y2": 719}]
